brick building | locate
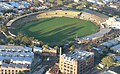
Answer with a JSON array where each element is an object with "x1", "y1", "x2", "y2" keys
[{"x1": 59, "y1": 50, "x2": 94, "y2": 74}]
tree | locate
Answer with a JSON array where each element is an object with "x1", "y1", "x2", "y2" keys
[
  {"x1": 76, "y1": 5, "x2": 84, "y2": 10},
  {"x1": 16, "y1": 32, "x2": 24, "y2": 41},
  {"x1": 0, "y1": 39, "x2": 5, "y2": 45},
  {"x1": 81, "y1": 1, "x2": 89, "y2": 7},
  {"x1": 101, "y1": 56, "x2": 115, "y2": 68},
  {"x1": 18, "y1": 71, "x2": 25, "y2": 74},
  {"x1": 49, "y1": 0, "x2": 54, "y2": 3},
  {"x1": 7, "y1": 37, "x2": 15, "y2": 43},
  {"x1": 69, "y1": 45, "x2": 75, "y2": 52},
  {"x1": 16, "y1": 32, "x2": 24, "y2": 44},
  {"x1": 54, "y1": 46, "x2": 59, "y2": 49},
  {"x1": 92, "y1": 4, "x2": 97, "y2": 8},
  {"x1": 39, "y1": 41, "x2": 44, "y2": 46},
  {"x1": 22, "y1": 36, "x2": 30, "y2": 45},
  {"x1": 99, "y1": 0, "x2": 104, "y2": 3},
  {"x1": 9, "y1": 38, "x2": 15, "y2": 44},
  {"x1": 34, "y1": 0, "x2": 40, "y2": 7},
  {"x1": 67, "y1": 4, "x2": 73, "y2": 8},
  {"x1": 1, "y1": 26, "x2": 7, "y2": 33},
  {"x1": 42, "y1": 44, "x2": 49, "y2": 49},
  {"x1": 57, "y1": 0, "x2": 63, "y2": 6},
  {"x1": 0, "y1": 15, "x2": 2, "y2": 20}
]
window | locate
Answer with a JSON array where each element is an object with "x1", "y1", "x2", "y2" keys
[
  {"x1": 64, "y1": 65, "x2": 66, "y2": 67},
  {"x1": 70, "y1": 71, "x2": 72, "y2": 74},
  {"x1": 64, "y1": 68, "x2": 66, "y2": 71},
  {"x1": 67, "y1": 66, "x2": 69, "y2": 68}
]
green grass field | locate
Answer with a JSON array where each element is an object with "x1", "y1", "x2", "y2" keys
[{"x1": 15, "y1": 17, "x2": 98, "y2": 45}]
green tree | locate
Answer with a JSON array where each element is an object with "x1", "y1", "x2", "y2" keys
[
  {"x1": 7, "y1": 37, "x2": 14, "y2": 43},
  {"x1": 49, "y1": 0, "x2": 54, "y2": 3},
  {"x1": 67, "y1": 4, "x2": 73, "y2": 8},
  {"x1": 42, "y1": 44, "x2": 49, "y2": 49},
  {"x1": 16, "y1": 32, "x2": 24, "y2": 44},
  {"x1": 101, "y1": 56, "x2": 115, "y2": 68},
  {"x1": 57, "y1": 0, "x2": 63, "y2": 6},
  {"x1": 39, "y1": 41, "x2": 44, "y2": 46},
  {"x1": 81, "y1": 1, "x2": 89, "y2": 7},
  {"x1": 54, "y1": 46, "x2": 59, "y2": 49},
  {"x1": 9, "y1": 38, "x2": 15, "y2": 44},
  {"x1": 1, "y1": 26, "x2": 7, "y2": 33},
  {"x1": 76, "y1": 5, "x2": 84, "y2": 10},
  {"x1": 22, "y1": 36, "x2": 30, "y2": 45},
  {"x1": 99, "y1": 0, "x2": 104, "y2": 3},
  {"x1": 16, "y1": 32, "x2": 24, "y2": 41},
  {"x1": 18, "y1": 71, "x2": 25, "y2": 74},
  {"x1": 0, "y1": 39, "x2": 5, "y2": 45},
  {"x1": 69, "y1": 45, "x2": 75, "y2": 52},
  {"x1": 0, "y1": 15, "x2": 2, "y2": 20},
  {"x1": 92, "y1": 4, "x2": 97, "y2": 8},
  {"x1": 34, "y1": 0, "x2": 40, "y2": 7}
]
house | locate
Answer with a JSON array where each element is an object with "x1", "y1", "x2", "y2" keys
[{"x1": 0, "y1": 45, "x2": 34, "y2": 74}]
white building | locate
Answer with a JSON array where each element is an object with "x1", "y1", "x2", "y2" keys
[
  {"x1": 74, "y1": 0, "x2": 80, "y2": 3},
  {"x1": 33, "y1": 46, "x2": 42, "y2": 53},
  {"x1": 106, "y1": 17, "x2": 120, "y2": 29}
]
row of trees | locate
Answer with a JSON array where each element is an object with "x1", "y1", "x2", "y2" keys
[
  {"x1": 49, "y1": 0, "x2": 63, "y2": 6},
  {"x1": 7, "y1": 32, "x2": 44, "y2": 47}
]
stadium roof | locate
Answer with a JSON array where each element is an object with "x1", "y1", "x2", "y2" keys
[
  {"x1": 81, "y1": 9, "x2": 108, "y2": 18},
  {"x1": 76, "y1": 28, "x2": 111, "y2": 42}
]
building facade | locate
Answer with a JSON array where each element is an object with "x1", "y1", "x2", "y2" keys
[{"x1": 59, "y1": 50, "x2": 94, "y2": 74}]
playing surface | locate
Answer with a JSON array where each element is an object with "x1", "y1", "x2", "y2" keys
[{"x1": 15, "y1": 17, "x2": 98, "y2": 45}]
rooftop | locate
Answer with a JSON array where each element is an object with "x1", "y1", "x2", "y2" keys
[
  {"x1": 1, "y1": 63, "x2": 30, "y2": 68},
  {"x1": 62, "y1": 50, "x2": 94, "y2": 61},
  {"x1": 116, "y1": 18, "x2": 120, "y2": 21},
  {"x1": 0, "y1": 45, "x2": 32, "y2": 52}
]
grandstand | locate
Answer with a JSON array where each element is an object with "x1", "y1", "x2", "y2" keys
[{"x1": 6, "y1": 10, "x2": 110, "y2": 44}]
